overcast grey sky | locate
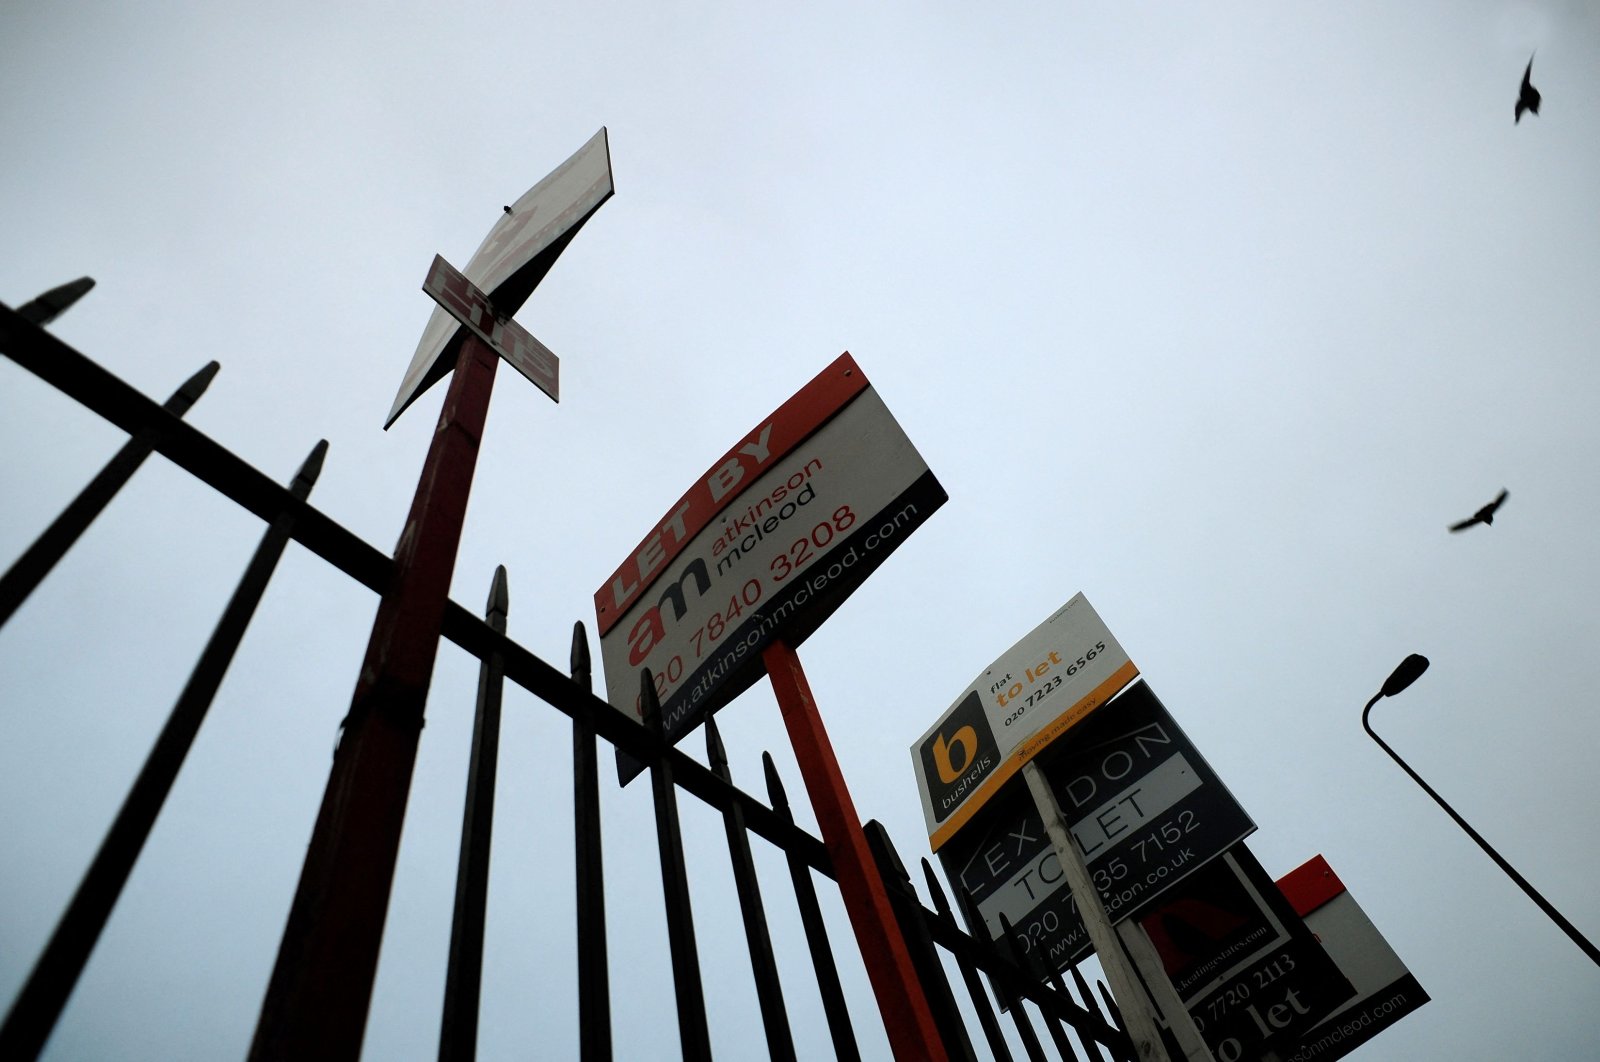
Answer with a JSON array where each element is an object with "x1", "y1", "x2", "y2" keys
[{"x1": 4, "y1": 3, "x2": 1599, "y2": 1059}]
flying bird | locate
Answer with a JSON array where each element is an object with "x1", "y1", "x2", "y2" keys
[
  {"x1": 1450, "y1": 489, "x2": 1509, "y2": 532},
  {"x1": 1515, "y1": 56, "x2": 1541, "y2": 123}
]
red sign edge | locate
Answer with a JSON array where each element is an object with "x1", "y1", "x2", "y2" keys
[
  {"x1": 593, "y1": 352, "x2": 869, "y2": 636},
  {"x1": 1276, "y1": 854, "x2": 1348, "y2": 918}
]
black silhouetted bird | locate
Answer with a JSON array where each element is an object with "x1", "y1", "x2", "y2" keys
[
  {"x1": 1450, "y1": 489, "x2": 1509, "y2": 532},
  {"x1": 1515, "y1": 56, "x2": 1541, "y2": 123},
  {"x1": 503, "y1": 205, "x2": 513, "y2": 215}
]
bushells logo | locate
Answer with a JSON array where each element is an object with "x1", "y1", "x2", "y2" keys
[{"x1": 920, "y1": 691, "x2": 999, "y2": 822}]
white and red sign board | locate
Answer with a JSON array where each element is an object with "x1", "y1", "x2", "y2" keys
[
  {"x1": 595, "y1": 353, "x2": 945, "y2": 782},
  {"x1": 1273, "y1": 856, "x2": 1431, "y2": 1062},
  {"x1": 421, "y1": 255, "x2": 559, "y2": 401},
  {"x1": 387, "y1": 127, "x2": 613, "y2": 427},
  {"x1": 911, "y1": 594, "x2": 1139, "y2": 851}
]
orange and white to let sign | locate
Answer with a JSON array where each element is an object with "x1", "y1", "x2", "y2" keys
[{"x1": 912, "y1": 593, "x2": 1138, "y2": 851}]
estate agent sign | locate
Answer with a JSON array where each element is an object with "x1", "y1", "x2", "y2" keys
[
  {"x1": 913, "y1": 594, "x2": 1139, "y2": 851},
  {"x1": 596, "y1": 353, "x2": 945, "y2": 780}
]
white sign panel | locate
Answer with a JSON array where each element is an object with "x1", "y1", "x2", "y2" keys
[
  {"x1": 912, "y1": 594, "x2": 1138, "y2": 851},
  {"x1": 596, "y1": 354, "x2": 946, "y2": 782},
  {"x1": 1274, "y1": 855, "x2": 1430, "y2": 1062},
  {"x1": 387, "y1": 127, "x2": 612, "y2": 427}
]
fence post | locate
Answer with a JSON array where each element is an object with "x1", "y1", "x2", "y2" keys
[
  {"x1": 863, "y1": 821, "x2": 977, "y2": 1062},
  {"x1": 1068, "y1": 962, "x2": 1122, "y2": 1062},
  {"x1": 251, "y1": 334, "x2": 499, "y2": 1061},
  {"x1": 438, "y1": 566, "x2": 509, "y2": 1062},
  {"x1": 705, "y1": 718, "x2": 796, "y2": 1062},
  {"x1": 569, "y1": 622, "x2": 611, "y2": 1062},
  {"x1": 999, "y1": 913, "x2": 1081, "y2": 1061},
  {"x1": 920, "y1": 860, "x2": 1014, "y2": 1062},
  {"x1": 761, "y1": 753, "x2": 861, "y2": 1062},
  {"x1": 0, "y1": 439, "x2": 325, "y2": 1061},
  {"x1": 762, "y1": 639, "x2": 947, "y2": 1062},
  {"x1": 0, "y1": 360, "x2": 219, "y2": 629},
  {"x1": 963, "y1": 888, "x2": 1050, "y2": 1062},
  {"x1": 641, "y1": 672, "x2": 712, "y2": 1061}
]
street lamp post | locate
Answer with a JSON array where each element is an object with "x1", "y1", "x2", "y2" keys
[{"x1": 1363, "y1": 654, "x2": 1600, "y2": 968}]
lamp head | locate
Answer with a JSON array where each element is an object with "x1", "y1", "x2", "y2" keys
[{"x1": 1380, "y1": 654, "x2": 1430, "y2": 699}]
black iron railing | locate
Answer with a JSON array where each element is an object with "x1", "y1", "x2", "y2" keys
[{"x1": 0, "y1": 300, "x2": 1135, "y2": 1062}]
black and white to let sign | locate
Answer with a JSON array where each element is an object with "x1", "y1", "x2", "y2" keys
[
  {"x1": 940, "y1": 681, "x2": 1256, "y2": 972},
  {"x1": 421, "y1": 255, "x2": 560, "y2": 401},
  {"x1": 594, "y1": 354, "x2": 945, "y2": 782},
  {"x1": 1041, "y1": 681, "x2": 1255, "y2": 922},
  {"x1": 938, "y1": 773, "x2": 1096, "y2": 970}
]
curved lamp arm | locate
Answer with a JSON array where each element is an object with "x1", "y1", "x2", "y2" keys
[{"x1": 1364, "y1": 669, "x2": 1600, "y2": 968}]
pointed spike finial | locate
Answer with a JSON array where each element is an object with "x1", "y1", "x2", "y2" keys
[
  {"x1": 865, "y1": 820, "x2": 910, "y2": 884},
  {"x1": 704, "y1": 715, "x2": 729, "y2": 778},
  {"x1": 292, "y1": 439, "x2": 330, "y2": 492},
  {"x1": 957, "y1": 885, "x2": 985, "y2": 934},
  {"x1": 569, "y1": 621, "x2": 591, "y2": 691},
  {"x1": 485, "y1": 565, "x2": 509, "y2": 624},
  {"x1": 997, "y1": 911, "x2": 1035, "y2": 966},
  {"x1": 15, "y1": 276, "x2": 95, "y2": 325},
  {"x1": 638, "y1": 670, "x2": 661, "y2": 735},
  {"x1": 1068, "y1": 962, "x2": 1102, "y2": 1019},
  {"x1": 958, "y1": 885, "x2": 981, "y2": 916},
  {"x1": 174, "y1": 360, "x2": 221, "y2": 404},
  {"x1": 1097, "y1": 981, "x2": 1124, "y2": 1028},
  {"x1": 972, "y1": 892, "x2": 1018, "y2": 1007},
  {"x1": 919, "y1": 858, "x2": 953, "y2": 916},
  {"x1": 761, "y1": 751, "x2": 790, "y2": 815}
]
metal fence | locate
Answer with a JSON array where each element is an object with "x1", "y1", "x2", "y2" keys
[{"x1": 0, "y1": 300, "x2": 1137, "y2": 1062}]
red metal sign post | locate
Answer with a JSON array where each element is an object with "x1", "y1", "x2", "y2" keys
[
  {"x1": 764, "y1": 639, "x2": 948, "y2": 1062},
  {"x1": 592, "y1": 352, "x2": 949, "y2": 1059},
  {"x1": 250, "y1": 333, "x2": 499, "y2": 1060},
  {"x1": 251, "y1": 131, "x2": 612, "y2": 1060}
]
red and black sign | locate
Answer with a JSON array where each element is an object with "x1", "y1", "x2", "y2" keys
[{"x1": 1138, "y1": 844, "x2": 1354, "y2": 1062}]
